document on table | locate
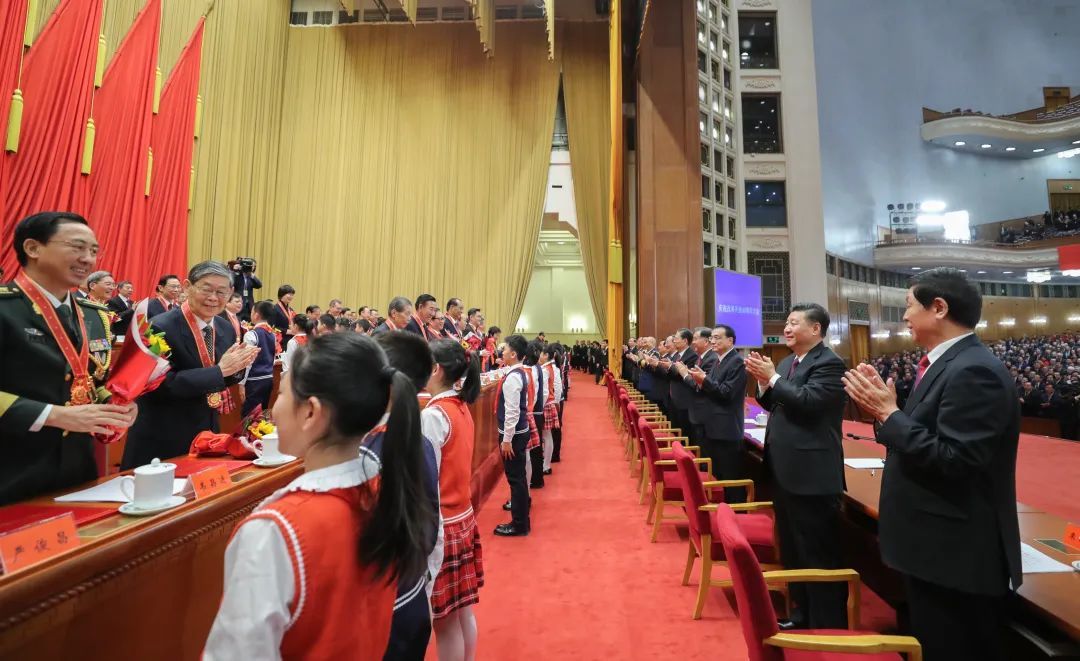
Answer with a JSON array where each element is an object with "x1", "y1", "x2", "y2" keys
[
  {"x1": 54, "y1": 477, "x2": 189, "y2": 503},
  {"x1": 744, "y1": 418, "x2": 758, "y2": 426},
  {"x1": 1020, "y1": 542, "x2": 1075, "y2": 573},
  {"x1": 746, "y1": 428, "x2": 766, "y2": 444},
  {"x1": 844, "y1": 458, "x2": 885, "y2": 469}
]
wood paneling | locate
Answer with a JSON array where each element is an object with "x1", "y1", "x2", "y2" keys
[{"x1": 635, "y1": 0, "x2": 703, "y2": 338}]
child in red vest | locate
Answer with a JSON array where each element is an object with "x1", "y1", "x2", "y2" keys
[
  {"x1": 424, "y1": 340, "x2": 485, "y2": 661},
  {"x1": 204, "y1": 333, "x2": 435, "y2": 660}
]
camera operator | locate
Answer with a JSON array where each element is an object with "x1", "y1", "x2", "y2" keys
[{"x1": 228, "y1": 257, "x2": 262, "y2": 321}]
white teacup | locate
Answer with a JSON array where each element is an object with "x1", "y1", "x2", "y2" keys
[
  {"x1": 119, "y1": 458, "x2": 176, "y2": 508},
  {"x1": 254, "y1": 433, "x2": 284, "y2": 461},
  {"x1": 754, "y1": 412, "x2": 768, "y2": 426}
]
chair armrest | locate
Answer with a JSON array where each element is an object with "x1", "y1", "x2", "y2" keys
[
  {"x1": 763, "y1": 633, "x2": 921, "y2": 661},
  {"x1": 702, "y1": 479, "x2": 755, "y2": 502},
  {"x1": 656, "y1": 457, "x2": 711, "y2": 470},
  {"x1": 658, "y1": 445, "x2": 700, "y2": 456},
  {"x1": 762, "y1": 569, "x2": 862, "y2": 629},
  {"x1": 729, "y1": 501, "x2": 773, "y2": 512}
]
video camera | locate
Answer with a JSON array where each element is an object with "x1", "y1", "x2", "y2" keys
[{"x1": 228, "y1": 257, "x2": 257, "y2": 274}]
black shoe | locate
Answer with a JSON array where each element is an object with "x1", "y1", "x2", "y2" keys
[
  {"x1": 502, "y1": 500, "x2": 512, "y2": 511},
  {"x1": 494, "y1": 523, "x2": 529, "y2": 537},
  {"x1": 543, "y1": 468, "x2": 552, "y2": 475},
  {"x1": 777, "y1": 619, "x2": 806, "y2": 631},
  {"x1": 551, "y1": 456, "x2": 561, "y2": 463},
  {"x1": 529, "y1": 481, "x2": 545, "y2": 489}
]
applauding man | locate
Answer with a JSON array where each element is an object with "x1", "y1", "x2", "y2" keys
[
  {"x1": 842, "y1": 268, "x2": 1020, "y2": 661},
  {"x1": 746, "y1": 303, "x2": 847, "y2": 630}
]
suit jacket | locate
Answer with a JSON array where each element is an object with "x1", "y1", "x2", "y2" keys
[
  {"x1": 637, "y1": 350, "x2": 659, "y2": 397},
  {"x1": 698, "y1": 350, "x2": 747, "y2": 441},
  {"x1": 231, "y1": 272, "x2": 262, "y2": 320},
  {"x1": 875, "y1": 334, "x2": 1022, "y2": 595},
  {"x1": 121, "y1": 308, "x2": 241, "y2": 469},
  {"x1": 404, "y1": 317, "x2": 428, "y2": 339},
  {"x1": 758, "y1": 341, "x2": 846, "y2": 496},
  {"x1": 146, "y1": 297, "x2": 175, "y2": 319},
  {"x1": 0, "y1": 287, "x2": 114, "y2": 504},
  {"x1": 685, "y1": 349, "x2": 720, "y2": 425},
  {"x1": 107, "y1": 295, "x2": 134, "y2": 337},
  {"x1": 666, "y1": 348, "x2": 699, "y2": 411},
  {"x1": 268, "y1": 302, "x2": 293, "y2": 333},
  {"x1": 443, "y1": 317, "x2": 463, "y2": 340}
]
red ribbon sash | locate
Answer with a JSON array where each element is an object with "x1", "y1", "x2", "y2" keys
[
  {"x1": 16, "y1": 273, "x2": 93, "y2": 405},
  {"x1": 181, "y1": 302, "x2": 231, "y2": 412}
]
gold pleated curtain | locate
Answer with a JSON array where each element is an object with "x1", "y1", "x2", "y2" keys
[
  {"x1": 265, "y1": 23, "x2": 559, "y2": 328},
  {"x1": 560, "y1": 21, "x2": 610, "y2": 332}
]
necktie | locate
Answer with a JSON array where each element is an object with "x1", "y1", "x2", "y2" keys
[
  {"x1": 56, "y1": 302, "x2": 80, "y2": 346},
  {"x1": 914, "y1": 355, "x2": 930, "y2": 388},
  {"x1": 203, "y1": 324, "x2": 216, "y2": 361},
  {"x1": 787, "y1": 357, "x2": 800, "y2": 379}
]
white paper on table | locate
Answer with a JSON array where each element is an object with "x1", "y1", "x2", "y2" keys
[
  {"x1": 1020, "y1": 542, "x2": 1075, "y2": 573},
  {"x1": 746, "y1": 428, "x2": 767, "y2": 444},
  {"x1": 844, "y1": 458, "x2": 885, "y2": 469},
  {"x1": 54, "y1": 477, "x2": 189, "y2": 503},
  {"x1": 744, "y1": 418, "x2": 758, "y2": 426}
]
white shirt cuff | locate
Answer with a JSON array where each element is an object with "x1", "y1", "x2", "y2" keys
[
  {"x1": 30, "y1": 405, "x2": 52, "y2": 432},
  {"x1": 768, "y1": 373, "x2": 781, "y2": 387}
]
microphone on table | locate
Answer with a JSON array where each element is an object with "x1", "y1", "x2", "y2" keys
[{"x1": 845, "y1": 432, "x2": 875, "y2": 442}]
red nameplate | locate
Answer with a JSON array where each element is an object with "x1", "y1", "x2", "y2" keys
[
  {"x1": 1065, "y1": 524, "x2": 1080, "y2": 552},
  {"x1": 0, "y1": 513, "x2": 80, "y2": 574},
  {"x1": 191, "y1": 465, "x2": 233, "y2": 499}
]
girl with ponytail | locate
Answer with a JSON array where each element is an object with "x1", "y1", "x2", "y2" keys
[
  {"x1": 424, "y1": 339, "x2": 484, "y2": 661},
  {"x1": 205, "y1": 333, "x2": 433, "y2": 660}
]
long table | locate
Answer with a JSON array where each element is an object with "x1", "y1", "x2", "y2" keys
[
  {"x1": 0, "y1": 382, "x2": 502, "y2": 660},
  {"x1": 742, "y1": 409, "x2": 1080, "y2": 656}
]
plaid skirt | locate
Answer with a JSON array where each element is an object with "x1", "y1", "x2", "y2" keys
[
  {"x1": 543, "y1": 401, "x2": 561, "y2": 430},
  {"x1": 527, "y1": 414, "x2": 541, "y2": 450},
  {"x1": 431, "y1": 509, "x2": 485, "y2": 619}
]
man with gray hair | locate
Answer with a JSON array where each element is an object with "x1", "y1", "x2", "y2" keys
[
  {"x1": 122, "y1": 261, "x2": 260, "y2": 469},
  {"x1": 372, "y1": 296, "x2": 414, "y2": 335}
]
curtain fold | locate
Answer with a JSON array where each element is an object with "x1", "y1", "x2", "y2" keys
[
  {"x1": 561, "y1": 21, "x2": 611, "y2": 333},
  {"x1": 1, "y1": 0, "x2": 102, "y2": 278},
  {"x1": 242, "y1": 22, "x2": 557, "y2": 328},
  {"x1": 0, "y1": 0, "x2": 30, "y2": 215},
  {"x1": 89, "y1": 0, "x2": 159, "y2": 296},
  {"x1": 147, "y1": 18, "x2": 203, "y2": 282}
]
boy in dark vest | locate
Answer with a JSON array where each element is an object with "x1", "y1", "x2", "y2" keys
[
  {"x1": 241, "y1": 300, "x2": 280, "y2": 416},
  {"x1": 495, "y1": 334, "x2": 531, "y2": 537}
]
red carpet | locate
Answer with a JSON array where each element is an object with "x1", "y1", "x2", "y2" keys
[{"x1": 439, "y1": 379, "x2": 892, "y2": 660}]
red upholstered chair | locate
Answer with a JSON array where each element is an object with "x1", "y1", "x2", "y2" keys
[
  {"x1": 624, "y1": 400, "x2": 679, "y2": 470},
  {"x1": 640, "y1": 425, "x2": 716, "y2": 542},
  {"x1": 670, "y1": 442, "x2": 779, "y2": 619},
  {"x1": 713, "y1": 504, "x2": 923, "y2": 661},
  {"x1": 636, "y1": 418, "x2": 694, "y2": 504}
]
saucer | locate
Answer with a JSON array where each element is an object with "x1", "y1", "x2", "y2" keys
[
  {"x1": 253, "y1": 454, "x2": 298, "y2": 468},
  {"x1": 118, "y1": 495, "x2": 187, "y2": 517}
]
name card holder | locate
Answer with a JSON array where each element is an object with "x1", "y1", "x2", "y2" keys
[
  {"x1": 191, "y1": 465, "x2": 233, "y2": 500},
  {"x1": 1065, "y1": 524, "x2": 1080, "y2": 553},
  {"x1": 0, "y1": 513, "x2": 80, "y2": 575}
]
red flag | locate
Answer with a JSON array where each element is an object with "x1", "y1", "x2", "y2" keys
[
  {"x1": 0, "y1": 0, "x2": 30, "y2": 219},
  {"x1": 1059, "y1": 244, "x2": 1080, "y2": 272},
  {"x1": 89, "y1": 0, "x2": 160, "y2": 296},
  {"x1": 148, "y1": 18, "x2": 203, "y2": 281},
  {"x1": 1, "y1": 0, "x2": 103, "y2": 278}
]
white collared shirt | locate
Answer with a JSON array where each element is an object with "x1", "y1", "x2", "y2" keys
[
  {"x1": 542, "y1": 360, "x2": 563, "y2": 402},
  {"x1": 204, "y1": 454, "x2": 381, "y2": 660},
  {"x1": 926, "y1": 332, "x2": 975, "y2": 367},
  {"x1": 500, "y1": 364, "x2": 525, "y2": 443},
  {"x1": 764, "y1": 345, "x2": 814, "y2": 390}
]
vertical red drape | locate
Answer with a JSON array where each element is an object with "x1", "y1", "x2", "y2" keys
[
  {"x1": 147, "y1": 18, "x2": 202, "y2": 281},
  {"x1": 0, "y1": 0, "x2": 102, "y2": 278},
  {"x1": 1058, "y1": 244, "x2": 1080, "y2": 272},
  {"x1": 0, "y1": 0, "x2": 30, "y2": 229},
  {"x1": 89, "y1": 0, "x2": 160, "y2": 297}
]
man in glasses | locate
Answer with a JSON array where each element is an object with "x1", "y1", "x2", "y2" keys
[
  {"x1": 122, "y1": 261, "x2": 259, "y2": 469},
  {"x1": 0, "y1": 212, "x2": 138, "y2": 504}
]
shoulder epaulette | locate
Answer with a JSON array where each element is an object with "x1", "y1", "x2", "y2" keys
[
  {"x1": 76, "y1": 298, "x2": 107, "y2": 310},
  {"x1": 0, "y1": 284, "x2": 22, "y2": 298}
]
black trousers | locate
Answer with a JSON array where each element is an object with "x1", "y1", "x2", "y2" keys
[
  {"x1": 671, "y1": 407, "x2": 691, "y2": 438},
  {"x1": 529, "y1": 446, "x2": 545, "y2": 486},
  {"x1": 503, "y1": 431, "x2": 531, "y2": 531},
  {"x1": 384, "y1": 588, "x2": 432, "y2": 661},
  {"x1": 772, "y1": 486, "x2": 848, "y2": 629},
  {"x1": 701, "y1": 435, "x2": 746, "y2": 503},
  {"x1": 241, "y1": 377, "x2": 273, "y2": 416},
  {"x1": 903, "y1": 574, "x2": 1006, "y2": 661},
  {"x1": 552, "y1": 402, "x2": 564, "y2": 461}
]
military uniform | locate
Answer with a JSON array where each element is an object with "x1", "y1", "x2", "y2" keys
[{"x1": 0, "y1": 281, "x2": 114, "y2": 505}]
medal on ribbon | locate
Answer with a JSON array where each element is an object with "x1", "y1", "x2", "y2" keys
[
  {"x1": 16, "y1": 274, "x2": 95, "y2": 406},
  {"x1": 181, "y1": 302, "x2": 231, "y2": 412}
]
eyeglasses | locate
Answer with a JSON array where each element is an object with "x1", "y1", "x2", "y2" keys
[
  {"x1": 192, "y1": 284, "x2": 233, "y2": 300},
  {"x1": 49, "y1": 240, "x2": 99, "y2": 258}
]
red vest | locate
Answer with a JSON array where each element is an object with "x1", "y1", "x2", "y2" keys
[
  {"x1": 241, "y1": 488, "x2": 394, "y2": 661},
  {"x1": 428, "y1": 395, "x2": 475, "y2": 516}
]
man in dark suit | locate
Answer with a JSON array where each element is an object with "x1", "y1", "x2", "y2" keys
[
  {"x1": 229, "y1": 259, "x2": 262, "y2": 321},
  {"x1": 147, "y1": 274, "x2": 181, "y2": 319},
  {"x1": 444, "y1": 297, "x2": 465, "y2": 340},
  {"x1": 107, "y1": 280, "x2": 136, "y2": 337},
  {"x1": 664, "y1": 329, "x2": 698, "y2": 437},
  {"x1": 405, "y1": 293, "x2": 437, "y2": 340},
  {"x1": 843, "y1": 268, "x2": 1021, "y2": 661},
  {"x1": 747, "y1": 303, "x2": 848, "y2": 630},
  {"x1": 122, "y1": 261, "x2": 259, "y2": 469},
  {"x1": 373, "y1": 296, "x2": 415, "y2": 335},
  {"x1": 677, "y1": 328, "x2": 718, "y2": 446},
  {"x1": 688, "y1": 324, "x2": 747, "y2": 502}
]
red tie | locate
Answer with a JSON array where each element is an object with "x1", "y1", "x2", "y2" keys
[
  {"x1": 787, "y1": 357, "x2": 800, "y2": 378},
  {"x1": 914, "y1": 355, "x2": 930, "y2": 388}
]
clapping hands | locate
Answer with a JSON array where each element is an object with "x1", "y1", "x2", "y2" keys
[
  {"x1": 745, "y1": 351, "x2": 776, "y2": 386},
  {"x1": 842, "y1": 363, "x2": 899, "y2": 423}
]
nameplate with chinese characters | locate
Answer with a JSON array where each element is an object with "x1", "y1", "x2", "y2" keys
[
  {"x1": 0, "y1": 513, "x2": 80, "y2": 574},
  {"x1": 190, "y1": 465, "x2": 234, "y2": 500}
]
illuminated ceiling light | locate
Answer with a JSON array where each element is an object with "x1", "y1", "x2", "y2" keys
[
  {"x1": 1026, "y1": 271, "x2": 1052, "y2": 283},
  {"x1": 1062, "y1": 270, "x2": 1080, "y2": 277},
  {"x1": 976, "y1": 321, "x2": 988, "y2": 329},
  {"x1": 954, "y1": 141, "x2": 966, "y2": 146},
  {"x1": 911, "y1": 267, "x2": 921, "y2": 270},
  {"x1": 1033, "y1": 148, "x2": 1045, "y2": 153},
  {"x1": 977, "y1": 270, "x2": 987, "y2": 274},
  {"x1": 896, "y1": 330, "x2": 912, "y2": 337},
  {"x1": 959, "y1": 269, "x2": 967, "y2": 272},
  {"x1": 1005, "y1": 147, "x2": 1016, "y2": 152},
  {"x1": 1073, "y1": 140, "x2": 1080, "y2": 145},
  {"x1": 920, "y1": 200, "x2": 946, "y2": 213},
  {"x1": 1068, "y1": 315, "x2": 1080, "y2": 323},
  {"x1": 1030, "y1": 316, "x2": 1048, "y2": 325},
  {"x1": 981, "y1": 144, "x2": 992, "y2": 149},
  {"x1": 871, "y1": 331, "x2": 891, "y2": 339},
  {"x1": 999, "y1": 318, "x2": 1016, "y2": 327},
  {"x1": 1058, "y1": 147, "x2": 1080, "y2": 159},
  {"x1": 1002, "y1": 271, "x2": 1013, "y2": 274}
]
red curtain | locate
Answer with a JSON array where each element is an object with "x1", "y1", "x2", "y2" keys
[
  {"x1": 0, "y1": 0, "x2": 102, "y2": 278},
  {"x1": 0, "y1": 0, "x2": 30, "y2": 229},
  {"x1": 1059, "y1": 244, "x2": 1080, "y2": 272},
  {"x1": 148, "y1": 18, "x2": 203, "y2": 281},
  {"x1": 88, "y1": 0, "x2": 159, "y2": 297}
]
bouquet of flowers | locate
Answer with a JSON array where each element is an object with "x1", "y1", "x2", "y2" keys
[{"x1": 96, "y1": 300, "x2": 173, "y2": 444}]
